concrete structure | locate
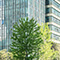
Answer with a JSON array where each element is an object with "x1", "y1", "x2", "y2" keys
[{"x1": 46, "y1": 0, "x2": 60, "y2": 42}]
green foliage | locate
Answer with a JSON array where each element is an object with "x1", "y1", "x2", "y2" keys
[
  {"x1": 38, "y1": 24, "x2": 60, "y2": 60},
  {"x1": 10, "y1": 18, "x2": 60, "y2": 60},
  {"x1": 39, "y1": 42, "x2": 52, "y2": 60},
  {"x1": 11, "y1": 18, "x2": 43, "y2": 60},
  {"x1": 0, "y1": 49, "x2": 13, "y2": 60},
  {"x1": 51, "y1": 43, "x2": 60, "y2": 60},
  {"x1": 39, "y1": 41, "x2": 59, "y2": 60},
  {"x1": 38, "y1": 23, "x2": 51, "y2": 41}
]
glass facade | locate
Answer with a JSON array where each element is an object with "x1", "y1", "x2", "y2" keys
[
  {"x1": 0, "y1": 0, "x2": 2, "y2": 50},
  {"x1": 3, "y1": 0, "x2": 45, "y2": 50},
  {"x1": 28, "y1": 0, "x2": 45, "y2": 24},
  {"x1": 46, "y1": 8, "x2": 60, "y2": 17},
  {"x1": 1, "y1": 0, "x2": 60, "y2": 50},
  {"x1": 0, "y1": 0, "x2": 4, "y2": 50},
  {"x1": 46, "y1": 0, "x2": 60, "y2": 40}
]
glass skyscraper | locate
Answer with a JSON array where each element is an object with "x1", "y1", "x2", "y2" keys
[
  {"x1": 46, "y1": 0, "x2": 60, "y2": 42},
  {"x1": 0, "y1": 0, "x2": 4, "y2": 50},
  {"x1": 0, "y1": 0, "x2": 2, "y2": 50},
  {"x1": 1, "y1": 0, "x2": 60, "y2": 50},
  {"x1": 3, "y1": 0, "x2": 45, "y2": 50}
]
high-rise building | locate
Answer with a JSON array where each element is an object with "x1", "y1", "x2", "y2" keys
[
  {"x1": 0, "y1": 0, "x2": 3, "y2": 50},
  {"x1": 3, "y1": 0, "x2": 45, "y2": 50},
  {"x1": 0, "y1": 0, "x2": 2, "y2": 50},
  {"x1": 1, "y1": 0, "x2": 60, "y2": 50},
  {"x1": 46, "y1": 0, "x2": 60, "y2": 43},
  {"x1": 0, "y1": 0, "x2": 5, "y2": 50}
]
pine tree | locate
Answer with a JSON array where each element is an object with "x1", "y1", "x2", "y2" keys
[{"x1": 10, "y1": 18, "x2": 43, "y2": 60}]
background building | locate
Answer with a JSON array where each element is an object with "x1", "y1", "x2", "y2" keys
[
  {"x1": 1, "y1": 0, "x2": 60, "y2": 50},
  {"x1": 0, "y1": 0, "x2": 5, "y2": 50},
  {"x1": 46, "y1": 0, "x2": 60, "y2": 42},
  {"x1": 4, "y1": 0, "x2": 45, "y2": 50},
  {"x1": 0, "y1": 0, "x2": 2, "y2": 50}
]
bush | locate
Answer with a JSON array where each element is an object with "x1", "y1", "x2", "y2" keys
[{"x1": 0, "y1": 49, "x2": 13, "y2": 60}]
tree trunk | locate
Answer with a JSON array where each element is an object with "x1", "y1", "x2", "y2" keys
[{"x1": 25, "y1": 51, "x2": 28, "y2": 60}]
